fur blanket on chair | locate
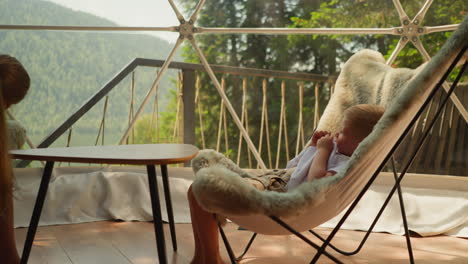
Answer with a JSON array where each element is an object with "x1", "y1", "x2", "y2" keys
[
  {"x1": 192, "y1": 45, "x2": 419, "y2": 218},
  {"x1": 191, "y1": 17, "x2": 468, "y2": 219},
  {"x1": 316, "y1": 50, "x2": 424, "y2": 134}
]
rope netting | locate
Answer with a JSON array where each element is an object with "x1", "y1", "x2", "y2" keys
[{"x1": 191, "y1": 74, "x2": 331, "y2": 169}]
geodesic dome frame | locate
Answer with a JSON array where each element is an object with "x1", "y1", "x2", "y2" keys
[{"x1": 1, "y1": 0, "x2": 465, "y2": 170}]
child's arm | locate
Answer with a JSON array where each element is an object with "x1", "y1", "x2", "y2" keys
[
  {"x1": 307, "y1": 135, "x2": 334, "y2": 181},
  {"x1": 287, "y1": 130, "x2": 329, "y2": 169}
]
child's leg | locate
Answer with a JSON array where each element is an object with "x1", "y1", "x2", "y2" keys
[
  {"x1": 245, "y1": 178, "x2": 266, "y2": 190},
  {"x1": 187, "y1": 185, "x2": 225, "y2": 264}
]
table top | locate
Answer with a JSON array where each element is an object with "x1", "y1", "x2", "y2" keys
[{"x1": 10, "y1": 144, "x2": 199, "y2": 165}]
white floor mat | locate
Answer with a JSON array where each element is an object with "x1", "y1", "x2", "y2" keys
[{"x1": 13, "y1": 167, "x2": 468, "y2": 238}]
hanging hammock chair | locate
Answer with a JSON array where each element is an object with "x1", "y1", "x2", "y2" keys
[{"x1": 190, "y1": 16, "x2": 467, "y2": 239}]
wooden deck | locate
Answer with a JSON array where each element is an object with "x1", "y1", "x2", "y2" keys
[{"x1": 15, "y1": 221, "x2": 468, "y2": 264}]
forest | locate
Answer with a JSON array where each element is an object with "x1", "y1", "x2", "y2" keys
[{"x1": 1, "y1": 0, "x2": 179, "y2": 145}]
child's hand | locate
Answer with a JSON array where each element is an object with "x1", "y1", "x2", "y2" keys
[
  {"x1": 310, "y1": 130, "x2": 330, "y2": 146},
  {"x1": 316, "y1": 135, "x2": 334, "y2": 152}
]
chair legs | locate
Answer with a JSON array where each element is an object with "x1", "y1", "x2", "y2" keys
[
  {"x1": 311, "y1": 47, "x2": 467, "y2": 264},
  {"x1": 306, "y1": 158, "x2": 414, "y2": 259},
  {"x1": 218, "y1": 47, "x2": 467, "y2": 264},
  {"x1": 236, "y1": 232, "x2": 257, "y2": 260},
  {"x1": 218, "y1": 157, "x2": 420, "y2": 264},
  {"x1": 218, "y1": 224, "x2": 258, "y2": 263},
  {"x1": 270, "y1": 215, "x2": 344, "y2": 264},
  {"x1": 391, "y1": 157, "x2": 415, "y2": 263},
  {"x1": 218, "y1": 221, "x2": 237, "y2": 264}
]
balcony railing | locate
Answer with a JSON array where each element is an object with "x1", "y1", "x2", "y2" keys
[
  {"x1": 14, "y1": 58, "x2": 335, "y2": 169},
  {"x1": 12, "y1": 59, "x2": 467, "y2": 176}
]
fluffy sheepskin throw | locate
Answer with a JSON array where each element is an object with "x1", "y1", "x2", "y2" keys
[{"x1": 192, "y1": 17, "x2": 468, "y2": 218}]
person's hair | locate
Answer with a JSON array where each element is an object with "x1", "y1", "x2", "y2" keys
[
  {"x1": 0, "y1": 54, "x2": 30, "y2": 108},
  {"x1": 1, "y1": 54, "x2": 30, "y2": 217},
  {"x1": 344, "y1": 104, "x2": 385, "y2": 141},
  {"x1": 0, "y1": 91, "x2": 13, "y2": 214},
  {"x1": 0, "y1": 55, "x2": 29, "y2": 262}
]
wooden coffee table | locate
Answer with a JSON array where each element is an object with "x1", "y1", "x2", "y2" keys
[{"x1": 11, "y1": 144, "x2": 199, "y2": 264}]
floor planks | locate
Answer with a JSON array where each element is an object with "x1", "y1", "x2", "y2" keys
[{"x1": 15, "y1": 221, "x2": 468, "y2": 264}]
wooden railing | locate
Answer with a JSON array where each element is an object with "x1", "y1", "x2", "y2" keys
[
  {"x1": 14, "y1": 59, "x2": 467, "y2": 176},
  {"x1": 16, "y1": 58, "x2": 335, "y2": 168},
  {"x1": 393, "y1": 84, "x2": 467, "y2": 176}
]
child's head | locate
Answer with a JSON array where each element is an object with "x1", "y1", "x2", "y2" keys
[
  {"x1": 0, "y1": 54, "x2": 30, "y2": 109},
  {"x1": 335, "y1": 104, "x2": 385, "y2": 156}
]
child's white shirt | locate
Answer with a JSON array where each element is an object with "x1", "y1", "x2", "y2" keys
[{"x1": 285, "y1": 141, "x2": 350, "y2": 190}]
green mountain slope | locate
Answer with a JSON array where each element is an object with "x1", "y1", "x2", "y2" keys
[{"x1": 0, "y1": 0, "x2": 179, "y2": 145}]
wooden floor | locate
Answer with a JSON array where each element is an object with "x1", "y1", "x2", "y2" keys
[{"x1": 15, "y1": 221, "x2": 468, "y2": 264}]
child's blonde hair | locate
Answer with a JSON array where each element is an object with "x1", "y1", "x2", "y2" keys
[{"x1": 344, "y1": 104, "x2": 385, "y2": 141}]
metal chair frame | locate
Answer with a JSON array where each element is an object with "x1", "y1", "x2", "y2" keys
[{"x1": 218, "y1": 46, "x2": 467, "y2": 264}]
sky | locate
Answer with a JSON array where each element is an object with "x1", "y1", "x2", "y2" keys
[{"x1": 45, "y1": 0, "x2": 183, "y2": 43}]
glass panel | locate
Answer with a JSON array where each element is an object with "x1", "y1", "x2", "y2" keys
[{"x1": 1, "y1": 0, "x2": 465, "y2": 175}]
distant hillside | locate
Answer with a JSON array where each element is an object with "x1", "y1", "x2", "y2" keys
[{"x1": 0, "y1": 0, "x2": 180, "y2": 145}]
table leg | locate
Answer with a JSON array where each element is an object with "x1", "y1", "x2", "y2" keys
[
  {"x1": 21, "y1": 161, "x2": 55, "y2": 264},
  {"x1": 146, "y1": 165, "x2": 167, "y2": 264},
  {"x1": 161, "y1": 164, "x2": 177, "y2": 251}
]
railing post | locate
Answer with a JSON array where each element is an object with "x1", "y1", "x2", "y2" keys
[{"x1": 182, "y1": 69, "x2": 196, "y2": 166}]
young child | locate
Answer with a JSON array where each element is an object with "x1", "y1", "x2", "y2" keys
[
  {"x1": 286, "y1": 104, "x2": 385, "y2": 190},
  {"x1": 188, "y1": 104, "x2": 384, "y2": 264},
  {"x1": 0, "y1": 54, "x2": 30, "y2": 264}
]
